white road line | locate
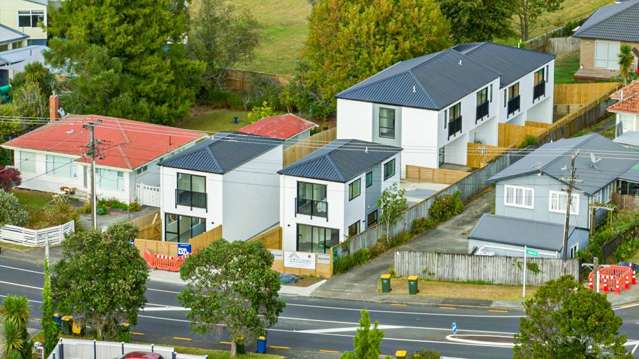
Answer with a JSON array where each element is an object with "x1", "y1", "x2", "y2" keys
[
  {"x1": 299, "y1": 325, "x2": 404, "y2": 334},
  {"x1": 0, "y1": 264, "x2": 44, "y2": 275},
  {"x1": 446, "y1": 335, "x2": 514, "y2": 348},
  {"x1": 0, "y1": 280, "x2": 42, "y2": 290},
  {"x1": 139, "y1": 314, "x2": 190, "y2": 323},
  {"x1": 147, "y1": 287, "x2": 180, "y2": 294}
]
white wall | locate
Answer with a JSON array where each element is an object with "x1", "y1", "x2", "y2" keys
[
  {"x1": 401, "y1": 107, "x2": 439, "y2": 173},
  {"x1": 0, "y1": 0, "x2": 47, "y2": 41},
  {"x1": 337, "y1": 99, "x2": 374, "y2": 141},
  {"x1": 500, "y1": 60, "x2": 555, "y2": 124}
]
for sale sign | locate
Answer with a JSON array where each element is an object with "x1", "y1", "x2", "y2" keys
[
  {"x1": 284, "y1": 251, "x2": 316, "y2": 269},
  {"x1": 177, "y1": 243, "x2": 192, "y2": 256}
]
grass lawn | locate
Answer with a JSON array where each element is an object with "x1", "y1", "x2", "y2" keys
[
  {"x1": 13, "y1": 189, "x2": 53, "y2": 212},
  {"x1": 554, "y1": 53, "x2": 580, "y2": 84},
  {"x1": 175, "y1": 346, "x2": 282, "y2": 359},
  {"x1": 387, "y1": 278, "x2": 537, "y2": 301},
  {"x1": 178, "y1": 108, "x2": 251, "y2": 134}
]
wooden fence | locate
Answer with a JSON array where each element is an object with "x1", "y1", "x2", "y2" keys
[
  {"x1": 224, "y1": 68, "x2": 291, "y2": 93},
  {"x1": 129, "y1": 210, "x2": 161, "y2": 241},
  {"x1": 498, "y1": 123, "x2": 546, "y2": 148},
  {"x1": 612, "y1": 193, "x2": 639, "y2": 210},
  {"x1": 283, "y1": 127, "x2": 337, "y2": 166},
  {"x1": 0, "y1": 220, "x2": 75, "y2": 247},
  {"x1": 270, "y1": 250, "x2": 333, "y2": 278},
  {"x1": 467, "y1": 143, "x2": 507, "y2": 169},
  {"x1": 554, "y1": 82, "x2": 620, "y2": 105},
  {"x1": 394, "y1": 251, "x2": 579, "y2": 285},
  {"x1": 189, "y1": 225, "x2": 223, "y2": 254},
  {"x1": 134, "y1": 225, "x2": 223, "y2": 258},
  {"x1": 249, "y1": 226, "x2": 282, "y2": 250},
  {"x1": 405, "y1": 165, "x2": 469, "y2": 184}
]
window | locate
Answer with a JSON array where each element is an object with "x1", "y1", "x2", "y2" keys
[
  {"x1": 378, "y1": 107, "x2": 396, "y2": 139},
  {"x1": 366, "y1": 171, "x2": 373, "y2": 188},
  {"x1": 348, "y1": 221, "x2": 360, "y2": 237},
  {"x1": 476, "y1": 87, "x2": 489, "y2": 121},
  {"x1": 165, "y1": 213, "x2": 205, "y2": 243},
  {"x1": 448, "y1": 102, "x2": 461, "y2": 121},
  {"x1": 296, "y1": 224, "x2": 339, "y2": 254},
  {"x1": 503, "y1": 89, "x2": 507, "y2": 107},
  {"x1": 383, "y1": 159, "x2": 396, "y2": 180},
  {"x1": 45, "y1": 154, "x2": 74, "y2": 178},
  {"x1": 96, "y1": 168, "x2": 125, "y2": 192},
  {"x1": 19, "y1": 151, "x2": 35, "y2": 173},
  {"x1": 135, "y1": 165, "x2": 148, "y2": 174},
  {"x1": 297, "y1": 182, "x2": 328, "y2": 217},
  {"x1": 534, "y1": 68, "x2": 545, "y2": 85},
  {"x1": 18, "y1": 10, "x2": 44, "y2": 28},
  {"x1": 620, "y1": 113, "x2": 639, "y2": 133},
  {"x1": 477, "y1": 87, "x2": 489, "y2": 105},
  {"x1": 549, "y1": 191, "x2": 579, "y2": 215},
  {"x1": 176, "y1": 173, "x2": 206, "y2": 208},
  {"x1": 508, "y1": 83, "x2": 520, "y2": 99},
  {"x1": 349, "y1": 179, "x2": 361, "y2": 200},
  {"x1": 504, "y1": 185, "x2": 534, "y2": 209},
  {"x1": 447, "y1": 102, "x2": 462, "y2": 137},
  {"x1": 595, "y1": 40, "x2": 620, "y2": 70},
  {"x1": 569, "y1": 244, "x2": 579, "y2": 259},
  {"x1": 367, "y1": 210, "x2": 378, "y2": 227}
]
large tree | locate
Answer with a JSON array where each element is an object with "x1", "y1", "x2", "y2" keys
[
  {"x1": 290, "y1": 0, "x2": 451, "y2": 118},
  {"x1": 514, "y1": 0, "x2": 564, "y2": 41},
  {"x1": 178, "y1": 239, "x2": 284, "y2": 357},
  {"x1": 515, "y1": 276, "x2": 631, "y2": 358},
  {"x1": 46, "y1": 0, "x2": 204, "y2": 125},
  {"x1": 51, "y1": 224, "x2": 148, "y2": 339},
  {"x1": 437, "y1": 0, "x2": 516, "y2": 42}
]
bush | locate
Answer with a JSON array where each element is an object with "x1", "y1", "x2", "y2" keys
[
  {"x1": 579, "y1": 211, "x2": 639, "y2": 262},
  {"x1": 0, "y1": 190, "x2": 28, "y2": 226},
  {"x1": 41, "y1": 195, "x2": 79, "y2": 227},
  {"x1": 411, "y1": 350, "x2": 441, "y2": 359},
  {"x1": 128, "y1": 201, "x2": 141, "y2": 212},
  {"x1": 98, "y1": 198, "x2": 129, "y2": 211},
  {"x1": 334, "y1": 248, "x2": 370, "y2": 274},
  {"x1": 428, "y1": 192, "x2": 463, "y2": 223},
  {"x1": 520, "y1": 134, "x2": 539, "y2": 148},
  {"x1": 0, "y1": 166, "x2": 21, "y2": 191},
  {"x1": 96, "y1": 206, "x2": 109, "y2": 216},
  {"x1": 411, "y1": 217, "x2": 435, "y2": 235}
]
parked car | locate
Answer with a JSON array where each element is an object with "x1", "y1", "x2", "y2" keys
[{"x1": 119, "y1": 352, "x2": 164, "y2": 359}]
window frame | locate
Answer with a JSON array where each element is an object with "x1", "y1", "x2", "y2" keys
[
  {"x1": 477, "y1": 87, "x2": 489, "y2": 105},
  {"x1": 296, "y1": 223, "x2": 339, "y2": 254},
  {"x1": 595, "y1": 40, "x2": 620, "y2": 70},
  {"x1": 534, "y1": 68, "x2": 545, "y2": 86},
  {"x1": 365, "y1": 171, "x2": 373, "y2": 188},
  {"x1": 164, "y1": 213, "x2": 206, "y2": 243},
  {"x1": 17, "y1": 10, "x2": 44, "y2": 28},
  {"x1": 348, "y1": 178, "x2": 361, "y2": 201},
  {"x1": 378, "y1": 107, "x2": 396, "y2": 139},
  {"x1": 548, "y1": 190, "x2": 579, "y2": 215},
  {"x1": 383, "y1": 159, "x2": 396, "y2": 181},
  {"x1": 45, "y1": 154, "x2": 75, "y2": 178},
  {"x1": 348, "y1": 221, "x2": 360, "y2": 237},
  {"x1": 367, "y1": 210, "x2": 378, "y2": 228},
  {"x1": 504, "y1": 185, "x2": 534, "y2": 209},
  {"x1": 176, "y1": 172, "x2": 207, "y2": 209}
]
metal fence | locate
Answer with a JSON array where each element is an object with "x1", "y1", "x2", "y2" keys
[
  {"x1": 0, "y1": 220, "x2": 74, "y2": 247},
  {"x1": 46, "y1": 338, "x2": 207, "y2": 359},
  {"x1": 394, "y1": 251, "x2": 579, "y2": 285}
]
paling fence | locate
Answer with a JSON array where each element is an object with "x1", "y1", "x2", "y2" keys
[
  {"x1": 46, "y1": 338, "x2": 207, "y2": 359},
  {"x1": 0, "y1": 220, "x2": 74, "y2": 247},
  {"x1": 394, "y1": 251, "x2": 579, "y2": 286}
]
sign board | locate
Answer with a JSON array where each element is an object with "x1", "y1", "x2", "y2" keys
[
  {"x1": 177, "y1": 243, "x2": 192, "y2": 256},
  {"x1": 526, "y1": 248, "x2": 540, "y2": 257},
  {"x1": 284, "y1": 251, "x2": 316, "y2": 269},
  {"x1": 317, "y1": 254, "x2": 331, "y2": 265},
  {"x1": 269, "y1": 250, "x2": 283, "y2": 261},
  {"x1": 451, "y1": 322, "x2": 457, "y2": 335}
]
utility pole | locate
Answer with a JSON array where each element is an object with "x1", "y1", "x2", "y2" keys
[
  {"x1": 83, "y1": 120, "x2": 101, "y2": 231},
  {"x1": 562, "y1": 150, "x2": 579, "y2": 274}
]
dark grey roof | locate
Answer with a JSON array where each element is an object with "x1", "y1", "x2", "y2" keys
[
  {"x1": 489, "y1": 133, "x2": 639, "y2": 195},
  {"x1": 469, "y1": 214, "x2": 588, "y2": 251},
  {"x1": 574, "y1": 0, "x2": 639, "y2": 42},
  {"x1": 278, "y1": 139, "x2": 401, "y2": 182},
  {"x1": 455, "y1": 42, "x2": 555, "y2": 87},
  {"x1": 159, "y1": 132, "x2": 281, "y2": 174}
]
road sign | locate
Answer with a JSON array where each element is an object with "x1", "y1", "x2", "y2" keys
[
  {"x1": 451, "y1": 322, "x2": 457, "y2": 335},
  {"x1": 177, "y1": 243, "x2": 192, "y2": 256},
  {"x1": 526, "y1": 248, "x2": 540, "y2": 257}
]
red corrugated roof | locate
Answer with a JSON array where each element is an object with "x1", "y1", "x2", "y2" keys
[
  {"x1": 609, "y1": 81, "x2": 639, "y2": 114},
  {"x1": 238, "y1": 113, "x2": 317, "y2": 140},
  {"x1": 2, "y1": 115, "x2": 205, "y2": 170}
]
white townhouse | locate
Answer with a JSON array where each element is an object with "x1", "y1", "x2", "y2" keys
[
  {"x1": 159, "y1": 133, "x2": 283, "y2": 243},
  {"x1": 0, "y1": 0, "x2": 48, "y2": 45},
  {"x1": 278, "y1": 139, "x2": 402, "y2": 253},
  {"x1": 337, "y1": 42, "x2": 555, "y2": 175}
]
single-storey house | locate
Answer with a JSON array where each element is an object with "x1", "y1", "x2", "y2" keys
[
  {"x1": 574, "y1": 0, "x2": 639, "y2": 81},
  {"x1": 238, "y1": 113, "x2": 318, "y2": 148},
  {"x1": 159, "y1": 132, "x2": 283, "y2": 243},
  {"x1": 2, "y1": 114, "x2": 206, "y2": 205}
]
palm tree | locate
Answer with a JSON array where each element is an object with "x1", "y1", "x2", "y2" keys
[
  {"x1": 1, "y1": 296, "x2": 30, "y2": 329},
  {"x1": 1, "y1": 295, "x2": 32, "y2": 359},
  {"x1": 3, "y1": 321, "x2": 25, "y2": 359},
  {"x1": 619, "y1": 45, "x2": 634, "y2": 85}
]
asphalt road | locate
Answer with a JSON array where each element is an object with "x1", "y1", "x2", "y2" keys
[{"x1": 2, "y1": 255, "x2": 639, "y2": 359}]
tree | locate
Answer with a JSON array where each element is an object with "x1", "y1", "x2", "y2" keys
[
  {"x1": 514, "y1": 0, "x2": 565, "y2": 41},
  {"x1": 619, "y1": 45, "x2": 635, "y2": 85},
  {"x1": 42, "y1": 260, "x2": 59, "y2": 355},
  {"x1": 1, "y1": 295, "x2": 32, "y2": 359},
  {"x1": 0, "y1": 167, "x2": 21, "y2": 192},
  {"x1": 0, "y1": 190, "x2": 28, "y2": 227},
  {"x1": 341, "y1": 310, "x2": 384, "y2": 359},
  {"x1": 11, "y1": 62, "x2": 57, "y2": 99},
  {"x1": 247, "y1": 101, "x2": 276, "y2": 122},
  {"x1": 46, "y1": 0, "x2": 205, "y2": 125},
  {"x1": 178, "y1": 239, "x2": 284, "y2": 357},
  {"x1": 12, "y1": 81, "x2": 48, "y2": 119},
  {"x1": 437, "y1": 0, "x2": 516, "y2": 42},
  {"x1": 514, "y1": 276, "x2": 631, "y2": 358},
  {"x1": 377, "y1": 184, "x2": 407, "y2": 243},
  {"x1": 188, "y1": 0, "x2": 258, "y2": 94},
  {"x1": 291, "y1": 0, "x2": 451, "y2": 118},
  {"x1": 51, "y1": 224, "x2": 148, "y2": 339}
]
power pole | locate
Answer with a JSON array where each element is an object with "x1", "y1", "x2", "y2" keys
[
  {"x1": 83, "y1": 120, "x2": 101, "y2": 231},
  {"x1": 562, "y1": 151, "x2": 579, "y2": 274}
]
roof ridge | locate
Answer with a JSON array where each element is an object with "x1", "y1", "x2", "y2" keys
[
  {"x1": 576, "y1": 0, "x2": 639, "y2": 36},
  {"x1": 447, "y1": 47, "x2": 503, "y2": 80}
]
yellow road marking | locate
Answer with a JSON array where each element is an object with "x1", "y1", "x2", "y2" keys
[
  {"x1": 173, "y1": 336, "x2": 192, "y2": 342},
  {"x1": 132, "y1": 332, "x2": 144, "y2": 336},
  {"x1": 320, "y1": 349, "x2": 339, "y2": 353},
  {"x1": 269, "y1": 345, "x2": 290, "y2": 350}
]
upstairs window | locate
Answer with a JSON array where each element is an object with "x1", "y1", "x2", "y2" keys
[
  {"x1": 366, "y1": 171, "x2": 373, "y2": 188},
  {"x1": 349, "y1": 178, "x2": 361, "y2": 201},
  {"x1": 378, "y1": 107, "x2": 396, "y2": 139},
  {"x1": 534, "y1": 68, "x2": 545, "y2": 85},
  {"x1": 508, "y1": 83, "x2": 520, "y2": 100},
  {"x1": 383, "y1": 159, "x2": 396, "y2": 180},
  {"x1": 504, "y1": 185, "x2": 534, "y2": 209},
  {"x1": 549, "y1": 191, "x2": 579, "y2": 215},
  {"x1": 477, "y1": 87, "x2": 489, "y2": 105},
  {"x1": 18, "y1": 10, "x2": 44, "y2": 28}
]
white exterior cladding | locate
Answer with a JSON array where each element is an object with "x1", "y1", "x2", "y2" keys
[
  {"x1": 160, "y1": 145, "x2": 282, "y2": 242},
  {"x1": 337, "y1": 60, "x2": 555, "y2": 175},
  {"x1": 0, "y1": 0, "x2": 48, "y2": 43},
  {"x1": 279, "y1": 152, "x2": 401, "y2": 252}
]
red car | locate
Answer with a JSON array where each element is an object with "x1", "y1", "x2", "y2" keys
[{"x1": 120, "y1": 352, "x2": 164, "y2": 359}]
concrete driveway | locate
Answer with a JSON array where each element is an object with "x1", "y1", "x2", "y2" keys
[{"x1": 312, "y1": 190, "x2": 494, "y2": 301}]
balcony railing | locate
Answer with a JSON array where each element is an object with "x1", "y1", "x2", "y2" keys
[
  {"x1": 476, "y1": 102, "x2": 489, "y2": 123},
  {"x1": 176, "y1": 189, "x2": 207, "y2": 209},
  {"x1": 533, "y1": 81, "x2": 546, "y2": 101},
  {"x1": 448, "y1": 116, "x2": 462, "y2": 139},
  {"x1": 296, "y1": 197, "x2": 328, "y2": 219},
  {"x1": 507, "y1": 96, "x2": 520, "y2": 117}
]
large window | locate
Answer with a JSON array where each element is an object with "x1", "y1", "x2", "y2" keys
[
  {"x1": 383, "y1": 159, "x2": 396, "y2": 180},
  {"x1": 533, "y1": 68, "x2": 546, "y2": 100},
  {"x1": 366, "y1": 171, "x2": 373, "y2": 188},
  {"x1": 348, "y1": 179, "x2": 361, "y2": 201},
  {"x1": 504, "y1": 185, "x2": 534, "y2": 209},
  {"x1": 476, "y1": 87, "x2": 489, "y2": 121},
  {"x1": 45, "y1": 154, "x2": 74, "y2": 178},
  {"x1": 477, "y1": 87, "x2": 489, "y2": 105},
  {"x1": 176, "y1": 173, "x2": 206, "y2": 209},
  {"x1": 378, "y1": 107, "x2": 396, "y2": 139},
  {"x1": 19, "y1": 151, "x2": 35, "y2": 173},
  {"x1": 595, "y1": 40, "x2": 620, "y2": 70},
  {"x1": 97, "y1": 168, "x2": 125, "y2": 192},
  {"x1": 18, "y1": 10, "x2": 44, "y2": 27},
  {"x1": 348, "y1": 221, "x2": 360, "y2": 237},
  {"x1": 297, "y1": 181, "x2": 328, "y2": 218},
  {"x1": 549, "y1": 191, "x2": 579, "y2": 215},
  {"x1": 507, "y1": 83, "x2": 521, "y2": 117},
  {"x1": 296, "y1": 224, "x2": 339, "y2": 253},
  {"x1": 446, "y1": 102, "x2": 462, "y2": 138},
  {"x1": 165, "y1": 213, "x2": 205, "y2": 243}
]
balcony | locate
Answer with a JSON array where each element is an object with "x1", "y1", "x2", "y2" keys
[
  {"x1": 476, "y1": 102, "x2": 489, "y2": 123},
  {"x1": 448, "y1": 116, "x2": 462, "y2": 139},
  {"x1": 175, "y1": 189, "x2": 207, "y2": 209},
  {"x1": 507, "y1": 96, "x2": 520, "y2": 117},
  {"x1": 296, "y1": 197, "x2": 328, "y2": 219},
  {"x1": 533, "y1": 81, "x2": 545, "y2": 101}
]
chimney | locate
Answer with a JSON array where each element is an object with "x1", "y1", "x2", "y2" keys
[{"x1": 49, "y1": 95, "x2": 60, "y2": 121}]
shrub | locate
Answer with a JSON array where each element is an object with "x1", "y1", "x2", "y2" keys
[
  {"x1": 411, "y1": 217, "x2": 435, "y2": 235},
  {"x1": 96, "y1": 206, "x2": 109, "y2": 216},
  {"x1": 41, "y1": 195, "x2": 79, "y2": 227},
  {"x1": 520, "y1": 134, "x2": 539, "y2": 148},
  {"x1": 128, "y1": 201, "x2": 141, "y2": 212},
  {"x1": 0, "y1": 166, "x2": 21, "y2": 191},
  {"x1": 0, "y1": 190, "x2": 28, "y2": 226},
  {"x1": 98, "y1": 198, "x2": 129, "y2": 211},
  {"x1": 411, "y1": 350, "x2": 441, "y2": 359},
  {"x1": 428, "y1": 192, "x2": 463, "y2": 223},
  {"x1": 334, "y1": 248, "x2": 370, "y2": 274}
]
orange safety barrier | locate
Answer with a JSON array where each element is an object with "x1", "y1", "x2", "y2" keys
[
  {"x1": 589, "y1": 266, "x2": 636, "y2": 294},
  {"x1": 143, "y1": 250, "x2": 186, "y2": 272}
]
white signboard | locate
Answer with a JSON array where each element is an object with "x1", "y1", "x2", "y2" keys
[
  {"x1": 317, "y1": 253, "x2": 331, "y2": 265},
  {"x1": 284, "y1": 251, "x2": 316, "y2": 269}
]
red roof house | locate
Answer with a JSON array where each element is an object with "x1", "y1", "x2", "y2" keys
[
  {"x1": 238, "y1": 113, "x2": 317, "y2": 142},
  {"x1": 609, "y1": 81, "x2": 639, "y2": 147}
]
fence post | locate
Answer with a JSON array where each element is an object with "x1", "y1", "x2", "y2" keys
[
  {"x1": 93, "y1": 339, "x2": 97, "y2": 359},
  {"x1": 121, "y1": 342, "x2": 124, "y2": 355}
]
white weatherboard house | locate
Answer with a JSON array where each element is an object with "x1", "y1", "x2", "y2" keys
[
  {"x1": 609, "y1": 81, "x2": 639, "y2": 147},
  {"x1": 278, "y1": 139, "x2": 402, "y2": 253},
  {"x1": 159, "y1": 133, "x2": 283, "y2": 243},
  {"x1": 0, "y1": 0, "x2": 48, "y2": 45},
  {"x1": 337, "y1": 42, "x2": 555, "y2": 174}
]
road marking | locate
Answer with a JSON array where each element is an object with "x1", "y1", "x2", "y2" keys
[
  {"x1": 320, "y1": 349, "x2": 339, "y2": 353},
  {"x1": 173, "y1": 336, "x2": 192, "y2": 342},
  {"x1": 299, "y1": 325, "x2": 404, "y2": 334},
  {"x1": 0, "y1": 264, "x2": 43, "y2": 275},
  {"x1": 269, "y1": 345, "x2": 289, "y2": 350},
  {"x1": 488, "y1": 309, "x2": 508, "y2": 313},
  {"x1": 132, "y1": 332, "x2": 144, "y2": 336},
  {"x1": 147, "y1": 287, "x2": 180, "y2": 294},
  {"x1": 0, "y1": 280, "x2": 42, "y2": 290},
  {"x1": 141, "y1": 306, "x2": 189, "y2": 312},
  {"x1": 615, "y1": 302, "x2": 639, "y2": 310},
  {"x1": 139, "y1": 315, "x2": 190, "y2": 323},
  {"x1": 446, "y1": 334, "x2": 514, "y2": 348},
  {"x1": 439, "y1": 306, "x2": 457, "y2": 310}
]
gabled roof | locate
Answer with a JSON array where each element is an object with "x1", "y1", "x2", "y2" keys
[
  {"x1": 489, "y1": 133, "x2": 639, "y2": 195},
  {"x1": 0, "y1": 24, "x2": 28, "y2": 45},
  {"x1": 278, "y1": 139, "x2": 401, "y2": 183},
  {"x1": 609, "y1": 81, "x2": 639, "y2": 114},
  {"x1": 336, "y1": 43, "x2": 554, "y2": 110},
  {"x1": 2, "y1": 115, "x2": 205, "y2": 170},
  {"x1": 238, "y1": 113, "x2": 318, "y2": 140},
  {"x1": 574, "y1": 0, "x2": 639, "y2": 42},
  {"x1": 159, "y1": 133, "x2": 282, "y2": 174}
]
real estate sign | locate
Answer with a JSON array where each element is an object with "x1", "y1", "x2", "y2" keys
[{"x1": 284, "y1": 251, "x2": 316, "y2": 269}]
